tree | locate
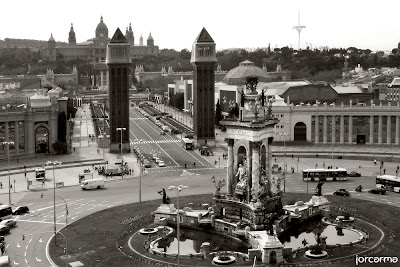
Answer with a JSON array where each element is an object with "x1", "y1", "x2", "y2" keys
[{"x1": 215, "y1": 99, "x2": 222, "y2": 126}]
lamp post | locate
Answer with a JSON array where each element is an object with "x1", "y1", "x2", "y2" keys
[
  {"x1": 2, "y1": 141, "x2": 14, "y2": 204},
  {"x1": 138, "y1": 139, "x2": 143, "y2": 203},
  {"x1": 168, "y1": 185, "x2": 188, "y2": 267},
  {"x1": 279, "y1": 133, "x2": 289, "y2": 193},
  {"x1": 46, "y1": 160, "x2": 61, "y2": 245},
  {"x1": 116, "y1": 127, "x2": 126, "y2": 179},
  {"x1": 330, "y1": 133, "x2": 334, "y2": 159}
]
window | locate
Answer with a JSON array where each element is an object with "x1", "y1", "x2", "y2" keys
[
  {"x1": 281, "y1": 114, "x2": 284, "y2": 117},
  {"x1": 280, "y1": 125, "x2": 284, "y2": 128}
]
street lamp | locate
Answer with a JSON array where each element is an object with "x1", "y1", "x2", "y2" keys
[
  {"x1": 46, "y1": 160, "x2": 61, "y2": 245},
  {"x1": 116, "y1": 127, "x2": 126, "y2": 179},
  {"x1": 2, "y1": 141, "x2": 14, "y2": 204},
  {"x1": 279, "y1": 133, "x2": 289, "y2": 193},
  {"x1": 168, "y1": 185, "x2": 188, "y2": 267}
]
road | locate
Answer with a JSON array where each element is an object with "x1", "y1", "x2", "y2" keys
[{"x1": 5, "y1": 106, "x2": 400, "y2": 266}]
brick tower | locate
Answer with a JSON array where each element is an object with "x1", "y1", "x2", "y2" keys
[
  {"x1": 190, "y1": 28, "x2": 217, "y2": 148},
  {"x1": 106, "y1": 28, "x2": 131, "y2": 153}
]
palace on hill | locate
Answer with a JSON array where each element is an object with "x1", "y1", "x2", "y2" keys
[{"x1": 42, "y1": 16, "x2": 159, "y2": 62}]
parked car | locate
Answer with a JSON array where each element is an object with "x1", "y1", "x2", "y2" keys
[
  {"x1": 158, "y1": 161, "x2": 166, "y2": 167},
  {"x1": 0, "y1": 219, "x2": 16, "y2": 228},
  {"x1": 348, "y1": 171, "x2": 361, "y2": 177},
  {"x1": 334, "y1": 189, "x2": 350, "y2": 196},
  {"x1": 0, "y1": 226, "x2": 10, "y2": 235},
  {"x1": 160, "y1": 131, "x2": 166, "y2": 135},
  {"x1": 0, "y1": 236, "x2": 4, "y2": 243},
  {"x1": 155, "y1": 157, "x2": 161, "y2": 164},
  {"x1": 369, "y1": 188, "x2": 386, "y2": 195},
  {"x1": 12, "y1": 206, "x2": 29, "y2": 215},
  {"x1": 143, "y1": 160, "x2": 151, "y2": 168},
  {"x1": 152, "y1": 154, "x2": 158, "y2": 160}
]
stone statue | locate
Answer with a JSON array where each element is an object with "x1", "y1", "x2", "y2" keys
[
  {"x1": 315, "y1": 181, "x2": 324, "y2": 196},
  {"x1": 158, "y1": 188, "x2": 171, "y2": 204},
  {"x1": 235, "y1": 162, "x2": 248, "y2": 202}
]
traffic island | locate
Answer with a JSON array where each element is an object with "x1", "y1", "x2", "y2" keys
[{"x1": 48, "y1": 193, "x2": 399, "y2": 267}]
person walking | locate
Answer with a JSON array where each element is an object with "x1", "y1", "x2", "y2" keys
[{"x1": 0, "y1": 182, "x2": 2, "y2": 189}]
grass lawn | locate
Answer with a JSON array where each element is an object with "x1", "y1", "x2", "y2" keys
[{"x1": 49, "y1": 193, "x2": 400, "y2": 267}]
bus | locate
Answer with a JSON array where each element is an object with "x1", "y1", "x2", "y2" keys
[
  {"x1": 0, "y1": 205, "x2": 12, "y2": 221},
  {"x1": 376, "y1": 175, "x2": 400, "y2": 192},
  {"x1": 181, "y1": 138, "x2": 193, "y2": 150},
  {"x1": 302, "y1": 168, "x2": 348, "y2": 181},
  {"x1": 35, "y1": 167, "x2": 45, "y2": 181}
]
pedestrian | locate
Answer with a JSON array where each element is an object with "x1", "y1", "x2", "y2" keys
[
  {"x1": 215, "y1": 160, "x2": 217, "y2": 165},
  {"x1": 193, "y1": 162, "x2": 196, "y2": 167},
  {"x1": 374, "y1": 159, "x2": 377, "y2": 165},
  {"x1": 397, "y1": 165, "x2": 399, "y2": 171},
  {"x1": 73, "y1": 147, "x2": 76, "y2": 152},
  {"x1": 274, "y1": 158, "x2": 277, "y2": 163},
  {"x1": 0, "y1": 243, "x2": 4, "y2": 255},
  {"x1": 184, "y1": 163, "x2": 187, "y2": 168},
  {"x1": 291, "y1": 154, "x2": 294, "y2": 159},
  {"x1": 10, "y1": 184, "x2": 12, "y2": 190},
  {"x1": 16, "y1": 158, "x2": 19, "y2": 163},
  {"x1": 0, "y1": 182, "x2": 2, "y2": 189},
  {"x1": 384, "y1": 169, "x2": 386, "y2": 174},
  {"x1": 323, "y1": 162, "x2": 325, "y2": 168}
]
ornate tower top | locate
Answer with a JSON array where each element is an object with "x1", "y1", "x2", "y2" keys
[
  {"x1": 48, "y1": 33, "x2": 56, "y2": 48},
  {"x1": 106, "y1": 28, "x2": 131, "y2": 65},
  {"x1": 69, "y1": 23, "x2": 76, "y2": 46},
  {"x1": 139, "y1": 34, "x2": 143, "y2": 46},
  {"x1": 96, "y1": 15, "x2": 108, "y2": 39},
  {"x1": 147, "y1": 32, "x2": 154, "y2": 46},
  {"x1": 190, "y1": 28, "x2": 217, "y2": 63}
]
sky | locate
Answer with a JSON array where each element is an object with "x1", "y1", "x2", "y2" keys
[{"x1": 1, "y1": 0, "x2": 400, "y2": 52}]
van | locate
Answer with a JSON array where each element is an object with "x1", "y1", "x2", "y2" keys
[
  {"x1": 0, "y1": 256, "x2": 10, "y2": 267},
  {"x1": 81, "y1": 178, "x2": 105, "y2": 190},
  {"x1": 162, "y1": 125, "x2": 170, "y2": 132}
]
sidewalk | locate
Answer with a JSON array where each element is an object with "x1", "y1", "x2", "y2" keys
[{"x1": 0, "y1": 104, "x2": 141, "y2": 203}]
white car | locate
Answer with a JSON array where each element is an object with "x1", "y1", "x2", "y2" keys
[
  {"x1": 155, "y1": 157, "x2": 161, "y2": 164},
  {"x1": 0, "y1": 219, "x2": 16, "y2": 228},
  {"x1": 158, "y1": 161, "x2": 165, "y2": 167}
]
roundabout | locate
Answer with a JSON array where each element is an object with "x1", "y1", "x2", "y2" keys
[{"x1": 48, "y1": 193, "x2": 398, "y2": 267}]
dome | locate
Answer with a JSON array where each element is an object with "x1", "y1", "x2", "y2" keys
[
  {"x1": 96, "y1": 16, "x2": 108, "y2": 32},
  {"x1": 48, "y1": 87, "x2": 63, "y2": 98},
  {"x1": 147, "y1": 33, "x2": 153, "y2": 40},
  {"x1": 223, "y1": 60, "x2": 269, "y2": 83},
  {"x1": 30, "y1": 94, "x2": 51, "y2": 108},
  {"x1": 49, "y1": 33, "x2": 55, "y2": 42}
]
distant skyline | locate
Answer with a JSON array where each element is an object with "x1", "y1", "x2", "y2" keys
[{"x1": 2, "y1": 0, "x2": 400, "y2": 52}]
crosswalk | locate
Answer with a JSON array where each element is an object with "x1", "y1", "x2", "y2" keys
[
  {"x1": 180, "y1": 170, "x2": 200, "y2": 176},
  {"x1": 130, "y1": 140, "x2": 181, "y2": 145}
]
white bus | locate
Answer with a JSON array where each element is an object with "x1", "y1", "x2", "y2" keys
[
  {"x1": 35, "y1": 167, "x2": 46, "y2": 181},
  {"x1": 302, "y1": 168, "x2": 348, "y2": 181},
  {"x1": 181, "y1": 138, "x2": 193, "y2": 150},
  {"x1": 376, "y1": 175, "x2": 400, "y2": 192}
]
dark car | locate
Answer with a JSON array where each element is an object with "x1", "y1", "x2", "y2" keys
[
  {"x1": 334, "y1": 189, "x2": 350, "y2": 196},
  {"x1": 12, "y1": 206, "x2": 29, "y2": 215},
  {"x1": 0, "y1": 236, "x2": 4, "y2": 242},
  {"x1": 348, "y1": 171, "x2": 361, "y2": 177},
  {"x1": 0, "y1": 226, "x2": 10, "y2": 235},
  {"x1": 369, "y1": 188, "x2": 386, "y2": 195}
]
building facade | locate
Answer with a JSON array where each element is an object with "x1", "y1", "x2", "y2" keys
[{"x1": 42, "y1": 16, "x2": 159, "y2": 62}]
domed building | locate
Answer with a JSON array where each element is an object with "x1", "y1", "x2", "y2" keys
[{"x1": 42, "y1": 16, "x2": 159, "y2": 62}]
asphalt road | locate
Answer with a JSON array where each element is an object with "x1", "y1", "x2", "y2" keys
[{"x1": 4, "y1": 107, "x2": 400, "y2": 266}]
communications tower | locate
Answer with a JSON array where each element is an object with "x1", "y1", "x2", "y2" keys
[{"x1": 293, "y1": 9, "x2": 306, "y2": 50}]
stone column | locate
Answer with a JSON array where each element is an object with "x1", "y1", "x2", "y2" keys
[
  {"x1": 340, "y1": 115, "x2": 344, "y2": 143},
  {"x1": 323, "y1": 115, "x2": 327, "y2": 143},
  {"x1": 348, "y1": 115, "x2": 353, "y2": 144},
  {"x1": 396, "y1": 116, "x2": 399, "y2": 145},
  {"x1": 267, "y1": 137, "x2": 273, "y2": 183},
  {"x1": 247, "y1": 143, "x2": 252, "y2": 203},
  {"x1": 226, "y1": 139, "x2": 234, "y2": 196},
  {"x1": 15, "y1": 121, "x2": 19, "y2": 154},
  {"x1": 314, "y1": 116, "x2": 319, "y2": 143},
  {"x1": 26, "y1": 114, "x2": 35, "y2": 154},
  {"x1": 387, "y1": 116, "x2": 391, "y2": 144},
  {"x1": 100, "y1": 71, "x2": 104, "y2": 88},
  {"x1": 106, "y1": 70, "x2": 109, "y2": 91},
  {"x1": 370, "y1": 116, "x2": 374, "y2": 144},
  {"x1": 251, "y1": 141, "x2": 261, "y2": 200},
  {"x1": 331, "y1": 116, "x2": 336, "y2": 143},
  {"x1": 4, "y1": 121, "x2": 9, "y2": 142},
  {"x1": 378, "y1": 116, "x2": 382, "y2": 144}
]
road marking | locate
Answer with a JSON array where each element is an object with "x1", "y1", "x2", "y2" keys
[
  {"x1": 39, "y1": 238, "x2": 42, "y2": 243},
  {"x1": 180, "y1": 170, "x2": 199, "y2": 176},
  {"x1": 36, "y1": 257, "x2": 41, "y2": 261},
  {"x1": 16, "y1": 220, "x2": 65, "y2": 225},
  {"x1": 17, "y1": 243, "x2": 20, "y2": 248},
  {"x1": 14, "y1": 261, "x2": 19, "y2": 265}
]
